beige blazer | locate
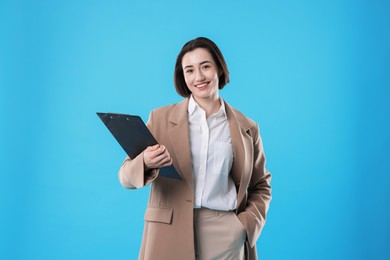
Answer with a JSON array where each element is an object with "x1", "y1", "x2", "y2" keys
[{"x1": 118, "y1": 98, "x2": 272, "y2": 260}]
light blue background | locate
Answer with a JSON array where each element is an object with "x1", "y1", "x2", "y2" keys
[{"x1": 1, "y1": 0, "x2": 389, "y2": 259}]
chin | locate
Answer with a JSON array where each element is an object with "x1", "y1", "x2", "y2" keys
[
  {"x1": 195, "y1": 93, "x2": 216, "y2": 100},
  {"x1": 191, "y1": 86, "x2": 218, "y2": 100}
]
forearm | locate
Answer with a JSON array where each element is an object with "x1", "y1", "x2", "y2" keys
[
  {"x1": 118, "y1": 152, "x2": 158, "y2": 189},
  {"x1": 238, "y1": 123, "x2": 272, "y2": 247},
  {"x1": 238, "y1": 170, "x2": 272, "y2": 247}
]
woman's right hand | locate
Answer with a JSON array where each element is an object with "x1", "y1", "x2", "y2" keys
[{"x1": 143, "y1": 144, "x2": 173, "y2": 171}]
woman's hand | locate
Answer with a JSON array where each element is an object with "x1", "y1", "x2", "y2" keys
[{"x1": 143, "y1": 144, "x2": 173, "y2": 171}]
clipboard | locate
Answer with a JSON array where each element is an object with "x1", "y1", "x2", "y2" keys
[{"x1": 97, "y1": 112, "x2": 182, "y2": 180}]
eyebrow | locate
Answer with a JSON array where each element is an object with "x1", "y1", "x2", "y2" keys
[{"x1": 183, "y1": 60, "x2": 212, "y2": 70}]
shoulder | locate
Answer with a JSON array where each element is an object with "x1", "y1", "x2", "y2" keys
[
  {"x1": 224, "y1": 100, "x2": 258, "y2": 129},
  {"x1": 151, "y1": 103, "x2": 177, "y2": 117},
  {"x1": 151, "y1": 99, "x2": 185, "y2": 116},
  {"x1": 149, "y1": 98, "x2": 189, "y2": 124}
]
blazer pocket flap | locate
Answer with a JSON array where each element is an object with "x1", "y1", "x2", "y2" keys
[{"x1": 144, "y1": 207, "x2": 173, "y2": 224}]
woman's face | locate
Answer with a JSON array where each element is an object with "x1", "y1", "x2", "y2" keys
[{"x1": 182, "y1": 48, "x2": 220, "y2": 102}]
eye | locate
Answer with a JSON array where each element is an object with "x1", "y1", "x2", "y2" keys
[
  {"x1": 185, "y1": 69, "x2": 193, "y2": 74},
  {"x1": 202, "y1": 65, "x2": 210, "y2": 70}
]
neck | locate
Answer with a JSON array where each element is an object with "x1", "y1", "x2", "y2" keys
[{"x1": 193, "y1": 95, "x2": 221, "y2": 118}]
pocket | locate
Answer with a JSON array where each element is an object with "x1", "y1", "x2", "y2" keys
[
  {"x1": 231, "y1": 213, "x2": 246, "y2": 240},
  {"x1": 144, "y1": 207, "x2": 173, "y2": 224},
  {"x1": 212, "y1": 141, "x2": 233, "y2": 175}
]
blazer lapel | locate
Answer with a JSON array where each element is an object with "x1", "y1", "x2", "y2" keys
[
  {"x1": 167, "y1": 98, "x2": 194, "y2": 194},
  {"x1": 225, "y1": 101, "x2": 253, "y2": 210},
  {"x1": 165, "y1": 98, "x2": 252, "y2": 206}
]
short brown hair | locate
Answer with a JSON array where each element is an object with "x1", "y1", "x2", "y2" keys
[{"x1": 174, "y1": 37, "x2": 230, "y2": 97}]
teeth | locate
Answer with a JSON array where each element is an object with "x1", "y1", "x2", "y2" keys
[{"x1": 197, "y1": 83, "x2": 207, "y2": 88}]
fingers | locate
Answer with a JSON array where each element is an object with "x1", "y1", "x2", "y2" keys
[
  {"x1": 152, "y1": 146, "x2": 171, "y2": 165},
  {"x1": 154, "y1": 157, "x2": 173, "y2": 168},
  {"x1": 144, "y1": 145, "x2": 172, "y2": 170},
  {"x1": 160, "y1": 158, "x2": 173, "y2": 168},
  {"x1": 153, "y1": 151, "x2": 171, "y2": 165},
  {"x1": 146, "y1": 144, "x2": 160, "y2": 152},
  {"x1": 146, "y1": 144, "x2": 165, "y2": 155}
]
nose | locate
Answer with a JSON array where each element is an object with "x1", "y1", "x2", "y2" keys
[{"x1": 195, "y1": 69, "x2": 205, "y2": 81}]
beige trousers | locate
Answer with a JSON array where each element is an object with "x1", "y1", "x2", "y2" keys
[{"x1": 194, "y1": 208, "x2": 246, "y2": 260}]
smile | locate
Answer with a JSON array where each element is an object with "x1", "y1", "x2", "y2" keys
[{"x1": 195, "y1": 82, "x2": 209, "y2": 89}]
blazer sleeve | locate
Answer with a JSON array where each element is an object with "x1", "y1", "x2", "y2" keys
[
  {"x1": 118, "y1": 110, "x2": 160, "y2": 189},
  {"x1": 237, "y1": 123, "x2": 272, "y2": 248}
]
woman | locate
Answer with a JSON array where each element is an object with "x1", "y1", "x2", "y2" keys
[{"x1": 118, "y1": 37, "x2": 272, "y2": 260}]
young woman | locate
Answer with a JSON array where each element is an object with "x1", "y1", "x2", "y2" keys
[{"x1": 118, "y1": 37, "x2": 272, "y2": 260}]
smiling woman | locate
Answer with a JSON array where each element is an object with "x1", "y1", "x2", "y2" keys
[
  {"x1": 182, "y1": 48, "x2": 221, "y2": 116},
  {"x1": 118, "y1": 37, "x2": 272, "y2": 260}
]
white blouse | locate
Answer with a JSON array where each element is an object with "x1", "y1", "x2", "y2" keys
[{"x1": 188, "y1": 96, "x2": 237, "y2": 211}]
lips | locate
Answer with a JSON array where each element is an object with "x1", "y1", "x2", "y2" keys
[{"x1": 194, "y1": 82, "x2": 209, "y2": 90}]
